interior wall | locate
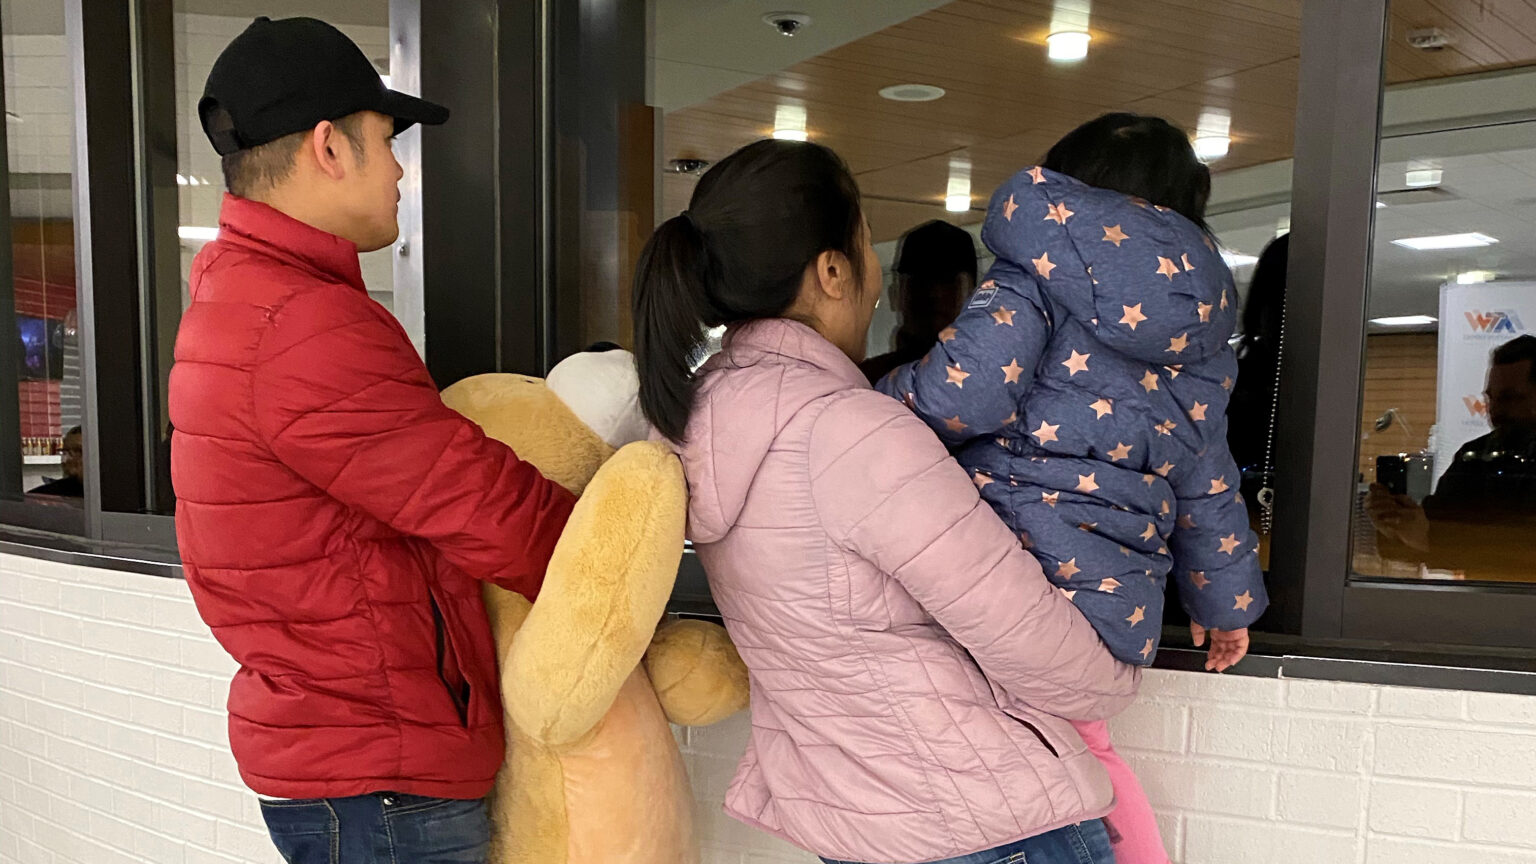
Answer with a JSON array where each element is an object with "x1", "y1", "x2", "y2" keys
[
  {"x1": 1358, "y1": 332, "x2": 1439, "y2": 481},
  {"x1": 680, "y1": 673, "x2": 1536, "y2": 864}
]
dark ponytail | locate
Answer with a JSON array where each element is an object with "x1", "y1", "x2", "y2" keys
[
  {"x1": 1042, "y1": 112, "x2": 1212, "y2": 230},
  {"x1": 633, "y1": 139, "x2": 865, "y2": 441}
]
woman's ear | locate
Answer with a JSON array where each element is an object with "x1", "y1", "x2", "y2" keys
[{"x1": 812, "y1": 249, "x2": 853, "y2": 301}]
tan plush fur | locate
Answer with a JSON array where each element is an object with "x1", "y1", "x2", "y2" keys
[{"x1": 441, "y1": 374, "x2": 750, "y2": 864}]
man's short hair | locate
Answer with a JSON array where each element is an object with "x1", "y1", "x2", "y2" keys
[
  {"x1": 221, "y1": 113, "x2": 367, "y2": 199},
  {"x1": 1492, "y1": 334, "x2": 1536, "y2": 384}
]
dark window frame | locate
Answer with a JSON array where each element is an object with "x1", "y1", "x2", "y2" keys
[
  {"x1": 1268, "y1": 0, "x2": 1536, "y2": 653},
  {"x1": 1, "y1": 0, "x2": 1529, "y2": 664}
]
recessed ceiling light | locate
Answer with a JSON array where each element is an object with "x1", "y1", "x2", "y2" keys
[
  {"x1": 1221, "y1": 250, "x2": 1259, "y2": 268},
  {"x1": 879, "y1": 84, "x2": 946, "y2": 103},
  {"x1": 667, "y1": 158, "x2": 711, "y2": 176},
  {"x1": 1391, "y1": 232, "x2": 1498, "y2": 251},
  {"x1": 1376, "y1": 201, "x2": 1387, "y2": 208},
  {"x1": 1456, "y1": 270, "x2": 1495, "y2": 284},
  {"x1": 1405, "y1": 168, "x2": 1443, "y2": 188},
  {"x1": 1192, "y1": 135, "x2": 1230, "y2": 162},
  {"x1": 1046, "y1": 31, "x2": 1091, "y2": 61},
  {"x1": 1370, "y1": 315, "x2": 1438, "y2": 327},
  {"x1": 772, "y1": 104, "x2": 808, "y2": 142}
]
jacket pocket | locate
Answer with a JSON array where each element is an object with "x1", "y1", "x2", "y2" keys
[
  {"x1": 428, "y1": 592, "x2": 471, "y2": 727},
  {"x1": 998, "y1": 700, "x2": 1087, "y2": 761},
  {"x1": 1013, "y1": 717, "x2": 1058, "y2": 757}
]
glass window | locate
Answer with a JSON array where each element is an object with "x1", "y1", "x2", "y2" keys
[
  {"x1": 2, "y1": 0, "x2": 86, "y2": 512},
  {"x1": 1356, "y1": 37, "x2": 1536, "y2": 584},
  {"x1": 655, "y1": 0, "x2": 1300, "y2": 579},
  {"x1": 136, "y1": 0, "x2": 404, "y2": 515}
]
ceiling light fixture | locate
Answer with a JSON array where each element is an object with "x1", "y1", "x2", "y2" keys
[
  {"x1": 1370, "y1": 315, "x2": 1438, "y2": 327},
  {"x1": 1392, "y1": 232, "x2": 1498, "y2": 251},
  {"x1": 1193, "y1": 136, "x2": 1230, "y2": 162},
  {"x1": 1405, "y1": 167, "x2": 1443, "y2": 188},
  {"x1": 1221, "y1": 250, "x2": 1259, "y2": 268},
  {"x1": 946, "y1": 158, "x2": 972, "y2": 213},
  {"x1": 1456, "y1": 270, "x2": 1495, "y2": 284},
  {"x1": 879, "y1": 84, "x2": 946, "y2": 103},
  {"x1": 772, "y1": 104, "x2": 808, "y2": 142},
  {"x1": 1192, "y1": 108, "x2": 1232, "y2": 164},
  {"x1": 1046, "y1": 31, "x2": 1091, "y2": 61},
  {"x1": 178, "y1": 226, "x2": 219, "y2": 242}
]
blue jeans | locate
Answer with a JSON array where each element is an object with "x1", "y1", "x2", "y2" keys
[
  {"x1": 822, "y1": 820, "x2": 1116, "y2": 864},
  {"x1": 259, "y1": 793, "x2": 490, "y2": 864}
]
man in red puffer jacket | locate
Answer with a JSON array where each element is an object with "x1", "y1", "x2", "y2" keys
[{"x1": 170, "y1": 18, "x2": 574, "y2": 863}]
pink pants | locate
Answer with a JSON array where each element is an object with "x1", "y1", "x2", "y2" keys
[{"x1": 1071, "y1": 719, "x2": 1171, "y2": 864}]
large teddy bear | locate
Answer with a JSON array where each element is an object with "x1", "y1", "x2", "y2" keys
[{"x1": 441, "y1": 347, "x2": 749, "y2": 864}]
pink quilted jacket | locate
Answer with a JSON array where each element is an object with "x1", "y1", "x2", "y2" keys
[{"x1": 678, "y1": 318, "x2": 1142, "y2": 863}]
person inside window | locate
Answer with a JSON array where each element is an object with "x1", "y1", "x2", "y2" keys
[
  {"x1": 28, "y1": 426, "x2": 82, "y2": 497},
  {"x1": 860, "y1": 220, "x2": 977, "y2": 384},
  {"x1": 1368, "y1": 333, "x2": 1536, "y2": 577}
]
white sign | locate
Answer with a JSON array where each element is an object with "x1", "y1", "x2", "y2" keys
[{"x1": 1434, "y1": 281, "x2": 1536, "y2": 487}]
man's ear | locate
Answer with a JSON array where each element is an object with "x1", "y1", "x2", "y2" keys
[{"x1": 308, "y1": 121, "x2": 346, "y2": 181}]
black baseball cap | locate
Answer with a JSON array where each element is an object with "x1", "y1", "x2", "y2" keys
[
  {"x1": 895, "y1": 220, "x2": 979, "y2": 283},
  {"x1": 199, "y1": 16, "x2": 448, "y2": 156}
]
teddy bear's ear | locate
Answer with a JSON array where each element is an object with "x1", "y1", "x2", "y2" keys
[{"x1": 546, "y1": 348, "x2": 652, "y2": 449}]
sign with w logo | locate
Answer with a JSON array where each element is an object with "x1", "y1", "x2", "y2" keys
[{"x1": 1464, "y1": 310, "x2": 1525, "y2": 335}]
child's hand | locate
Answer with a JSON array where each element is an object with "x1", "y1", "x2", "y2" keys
[{"x1": 1190, "y1": 623, "x2": 1250, "y2": 672}]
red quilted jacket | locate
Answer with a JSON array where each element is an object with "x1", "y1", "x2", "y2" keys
[{"x1": 170, "y1": 195, "x2": 574, "y2": 800}]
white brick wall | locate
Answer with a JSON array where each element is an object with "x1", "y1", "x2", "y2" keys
[
  {"x1": 677, "y1": 671, "x2": 1536, "y2": 864},
  {"x1": 0, "y1": 553, "x2": 281, "y2": 864},
  {"x1": 5, "y1": 551, "x2": 1535, "y2": 864}
]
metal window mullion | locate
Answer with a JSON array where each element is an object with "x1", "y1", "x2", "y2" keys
[
  {"x1": 65, "y1": 0, "x2": 149, "y2": 535},
  {"x1": 1269, "y1": 0, "x2": 1390, "y2": 637}
]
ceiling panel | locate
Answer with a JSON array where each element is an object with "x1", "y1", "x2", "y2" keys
[
  {"x1": 660, "y1": 0, "x2": 1536, "y2": 312},
  {"x1": 662, "y1": 0, "x2": 1307, "y2": 241}
]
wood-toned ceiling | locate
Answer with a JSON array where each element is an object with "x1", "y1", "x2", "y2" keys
[{"x1": 662, "y1": 0, "x2": 1536, "y2": 243}]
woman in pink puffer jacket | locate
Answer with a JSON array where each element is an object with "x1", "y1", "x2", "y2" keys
[{"x1": 633, "y1": 139, "x2": 1141, "y2": 864}]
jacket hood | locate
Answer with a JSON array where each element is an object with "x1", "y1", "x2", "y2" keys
[
  {"x1": 674, "y1": 318, "x2": 864, "y2": 543},
  {"x1": 981, "y1": 167, "x2": 1238, "y2": 365}
]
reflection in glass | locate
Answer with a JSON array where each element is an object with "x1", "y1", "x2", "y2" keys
[
  {"x1": 1356, "y1": 69, "x2": 1536, "y2": 584},
  {"x1": 3, "y1": 0, "x2": 84, "y2": 504}
]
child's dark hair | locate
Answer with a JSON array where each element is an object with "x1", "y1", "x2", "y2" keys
[
  {"x1": 632, "y1": 139, "x2": 865, "y2": 441},
  {"x1": 1042, "y1": 113, "x2": 1212, "y2": 229}
]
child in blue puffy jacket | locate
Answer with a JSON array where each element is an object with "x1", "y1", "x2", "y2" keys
[{"x1": 879, "y1": 113, "x2": 1269, "y2": 864}]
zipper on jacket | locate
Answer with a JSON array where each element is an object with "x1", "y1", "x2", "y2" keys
[
  {"x1": 1016, "y1": 718, "x2": 1059, "y2": 757},
  {"x1": 429, "y1": 594, "x2": 470, "y2": 726}
]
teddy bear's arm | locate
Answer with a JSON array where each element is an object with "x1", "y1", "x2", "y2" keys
[{"x1": 500, "y1": 440, "x2": 687, "y2": 748}]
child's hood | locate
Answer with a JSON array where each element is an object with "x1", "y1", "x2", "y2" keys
[{"x1": 980, "y1": 166, "x2": 1238, "y2": 366}]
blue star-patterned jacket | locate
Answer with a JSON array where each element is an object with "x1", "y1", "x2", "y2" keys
[{"x1": 879, "y1": 166, "x2": 1268, "y2": 666}]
